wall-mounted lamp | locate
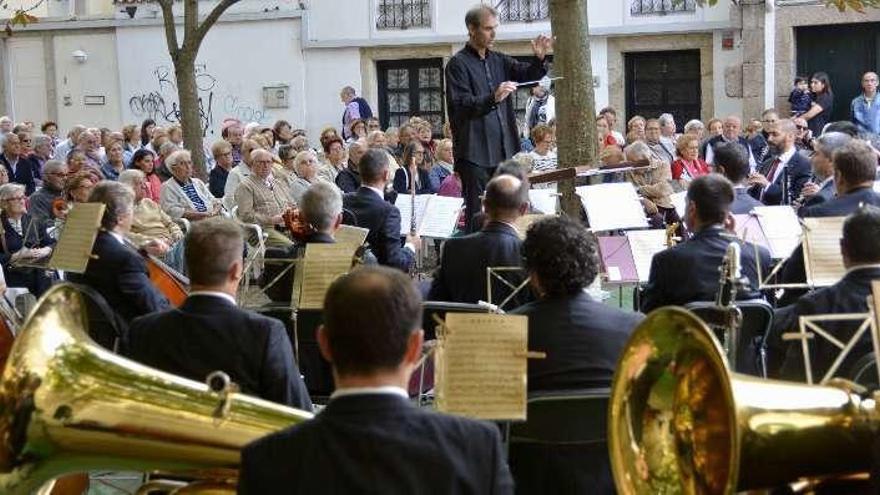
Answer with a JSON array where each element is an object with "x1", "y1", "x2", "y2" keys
[{"x1": 72, "y1": 49, "x2": 88, "y2": 64}]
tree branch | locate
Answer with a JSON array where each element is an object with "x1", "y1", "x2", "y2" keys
[
  {"x1": 182, "y1": 0, "x2": 198, "y2": 51},
  {"x1": 157, "y1": 0, "x2": 180, "y2": 60},
  {"x1": 192, "y1": 0, "x2": 239, "y2": 50}
]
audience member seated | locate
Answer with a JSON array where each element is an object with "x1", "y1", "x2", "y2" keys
[
  {"x1": 286, "y1": 150, "x2": 327, "y2": 204},
  {"x1": 641, "y1": 174, "x2": 771, "y2": 312},
  {"x1": 623, "y1": 141, "x2": 677, "y2": 228},
  {"x1": 127, "y1": 217, "x2": 312, "y2": 410},
  {"x1": 343, "y1": 149, "x2": 417, "y2": 272},
  {"x1": 429, "y1": 174, "x2": 529, "y2": 305},
  {"x1": 671, "y1": 133, "x2": 710, "y2": 185},
  {"x1": 31, "y1": 134, "x2": 54, "y2": 173},
  {"x1": 747, "y1": 119, "x2": 811, "y2": 206},
  {"x1": 209, "y1": 140, "x2": 233, "y2": 198},
  {"x1": 335, "y1": 140, "x2": 365, "y2": 194},
  {"x1": 796, "y1": 132, "x2": 851, "y2": 212},
  {"x1": 318, "y1": 136, "x2": 346, "y2": 184},
  {"x1": 239, "y1": 266, "x2": 513, "y2": 493},
  {"x1": 119, "y1": 170, "x2": 185, "y2": 273},
  {"x1": 67, "y1": 181, "x2": 170, "y2": 323},
  {"x1": 714, "y1": 142, "x2": 762, "y2": 215},
  {"x1": 160, "y1": 150, "x2": 221, "y2": 222},
  {"x1": 429, "y1": 138, "x2": 455, "y2": 193},
  {"x1": 514, "y1": 215, "x2": 642, "y2": 391},
  {"x1": 770, "y1": 206, "x2": 880, "y2": 381},
  {"x1": 0, "y1": 133, "x2": 39, "y2": 195},
  {"x1": 53, "y1": 171, "x2": 97, "y2": 225},
  {"x1": 527, "y1": 124, "x2": 557, "y2": 175},
  {"x1": 235, "y1": 149, "x2": 294, "y2": 248},
  {"x1": 100, "y1": 140, "x2": 125, "y2": 181},
  {"x1": 366, "y1": 130, "x2": 400, "y2": 178},
  {"x1": 130, "y1": 149, "x2": 162, "y2": 203},
  {"x1": 645, "y1": 118, "x2": 674, "y2": 167},
  {"x1": 704, "y1": 116, "x2": 757, "y2": 169},
  {"x1": 393, "y1": 141, "x2": 433, "y2": 194},
  {"x1": 223, "y1": 138, "x2": 260, "y2": 209},
  {"x1": 0, "y1": 183, "x2": 54, "y2": 297},
  {"x1": 28, "y1": 160, "x2": 67, "y2": 223}
]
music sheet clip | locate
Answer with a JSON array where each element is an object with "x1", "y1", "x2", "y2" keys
[{"x1": 515, "y1": 350, "x2": 547, "y2": 360}]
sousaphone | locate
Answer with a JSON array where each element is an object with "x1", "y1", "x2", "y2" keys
[
  {"x1": 609, "y1": 307, "x2": 880, "y2": 494},
  {"x1": 0, "y1": 284, "x2": 312, "y2": 494}
]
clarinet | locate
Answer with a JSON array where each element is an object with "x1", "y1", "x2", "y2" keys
[
  {"x1": 782, "y1": 166, "x2": 790, "y2": 206},
  {"x1": 409, "y1": 165, "x2": 418, "y2": 278}
]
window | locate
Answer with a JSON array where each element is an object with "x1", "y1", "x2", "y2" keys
[
  {"x1": 496, "y1": 0, "x2": 549, "y2": 23},
  {"x1": 377, "y1": 59, "x2": 445, "y2": 134},
  {"x1": 376, "y1": 0, "x2": 431, "y2": 30},
  {"x1": 630, "y1": 0, "x2": 696, "y2": 16}
]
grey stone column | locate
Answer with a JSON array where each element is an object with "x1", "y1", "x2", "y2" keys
[{"x1": 739, "y1": 0, "x2": 766, "y2": 119}]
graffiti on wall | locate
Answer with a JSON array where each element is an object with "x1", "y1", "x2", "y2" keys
[{"x1": 128, "y1": 63, "x2": 264, "y2": 136}]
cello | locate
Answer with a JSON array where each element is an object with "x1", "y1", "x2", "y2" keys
[{"x1": 142, "y1": 249, "x2": 189, "y2": 307}]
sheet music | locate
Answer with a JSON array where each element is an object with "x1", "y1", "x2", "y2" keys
[
  {"x1": 575, "y1": 183, "x2": 648, "y2": 232},
  {"x1": 625, "y1": 230, "x2": 667, "y2": 282},
  {"x1": 418, "y1": 196, "x2": 463, "y2": 238},
  {"x1": 528, "y1": 188, "x2": 558, "y2": 215},
  {"x1": 731, "y1": 213, "x2": 770, "y2": 251},
  {"x1": 753, "y1": 206, "x2": 802, "y2": 259},
  {"x1": 48, "y1": 203, "x2": 105, "y2": 273},
  {"x1": 671, "y1": 191, "x2": 687, "y2": 219},
  {"x1": 334, "y1": 225, "x2": 369, "y2": 247},
  {"x1": 435, "y1": 313, "x2": 528, "y2": 421},
  {"x1": 298, "y1": 243, "x2": 356, "y2": 310},
  {"x1": 394, "y1": 194, "x2": 430, "y2": 236},
  {"x1": 802, "y1": 216, "x2": 846, "y2": 287}
]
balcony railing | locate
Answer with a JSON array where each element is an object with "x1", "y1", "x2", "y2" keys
[
  {"x1": 376, "y1": 0, "x2": 431, "y2": 30},
  {"x1": 495, "y1": 0, "x2": 549, "y2": 23},
  {"x1": 630, "y1": 0, "x2": 696, "y2": 16}
]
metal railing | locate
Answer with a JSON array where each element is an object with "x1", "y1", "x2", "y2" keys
[
  {"x1": 630, "y1": 0, "x2": 696, "y2": 16},
  {"x1": 495, "y1": 0, "x2": 549, "y2": 23},
  {"x1": 376, "y1": 0, "x2": 431, "y2": 30}
]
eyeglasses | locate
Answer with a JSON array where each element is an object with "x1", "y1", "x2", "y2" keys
[
  {"x1": 4, "y1": 196, "x2": 24, "y2": 202},
  {"x1": 797, "y1": 125, "x2": 808, "y2": 130}
]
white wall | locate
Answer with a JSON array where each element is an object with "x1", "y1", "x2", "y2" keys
[
  {"x1": 712, "y1": 30, "x2": 743, "y2": 118},
  {"x1": 591, "y1": 37, "x2": 609, "y2": 110},
  {"x1": 53, "y1": 31, "x2": 122, "y2": 130},
  {"x1": 303, "y1": 47, "x2": 361, "y2": 138},
  {"x1": 6, "y1": 37, "x2": 48, "y2": 123},
  {"x1": 115, "y1": 18, "x2": 304, "y2": 142}
]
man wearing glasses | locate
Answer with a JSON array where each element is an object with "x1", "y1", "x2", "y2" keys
[
  {"x1": 28, "y1": 160, "x2": 67, "y2": 223},
  {"x1": 852, "y1": 72, "x2": 879, "y2": 136}
]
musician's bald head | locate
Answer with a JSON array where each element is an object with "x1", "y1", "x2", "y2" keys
[{"x1": 483, "y1": 174, "x2": 529, "y2": 221}]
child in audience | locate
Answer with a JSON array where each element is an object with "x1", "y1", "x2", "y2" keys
[{"x1": 788, "y1": 76, "x2": 813, "y2": 116}]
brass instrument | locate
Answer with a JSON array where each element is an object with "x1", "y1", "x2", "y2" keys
[
  {"x1": 0, "y1": 284, "x2": 313, "y2": 494},
  {"x1": 665, "y1": 222, "x2": 680, "y2": 247},
  {"x1": 703, "y1": 242, "x2": 748, "y2": 366},
  {"x1": 609, "y1": 307, "x2": 880, "y2": 494}
]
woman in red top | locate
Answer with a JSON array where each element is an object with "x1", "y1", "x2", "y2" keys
[
  {"x1": 597, "y1": 115, "x2": 619, "y2": 150},
  {"x1": 671, "y1": 134, "x2": 710, "y2": 184}
]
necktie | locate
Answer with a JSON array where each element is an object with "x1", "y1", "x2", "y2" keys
[{"x1": 766, "y1": 158, "x2": 781, "y2": 183}]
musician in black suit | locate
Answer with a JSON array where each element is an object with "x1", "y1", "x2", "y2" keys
[
  {"x1": 747, "y1": 119, "x2": 812, "y2": 206},
  {"x1": 714, "y1": 141, "x2": 763, "y2": 214},
  {"x1": 342, "y1": 149, "x2": 417, "y2": 272},
  {"x1": 0, "y1": 133, "x2": 39, "y2": 195},
  {"x1": 0, "y1": 183, "x2": 54, "y2": 297},
  {"x1": 797, "y1": 133, "x2": 850, "y2": 213},
  {"x1": 428, "y1": 173, "x2": 528, "y2": 304},
  {"x1": 239, "y1": 266, "x2": 513, "y2": 494},
  {"x1": 127, "y1": 218, "x2": 312, "y2": 410},
  {"x1": 67, "y1": 181, "x2": 169, "y2": 323},
  {"x1": 770, "y1": 206, "x2": 880, "y2": 381},
  {"x1": 641, "y1": 174, "x2": 771, "y2": 313}
]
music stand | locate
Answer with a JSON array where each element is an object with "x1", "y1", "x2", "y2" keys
[{"x1": 486, "y1": 266, "x2": 530, "y2": 311}]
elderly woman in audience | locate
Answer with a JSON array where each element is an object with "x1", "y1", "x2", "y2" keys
[
  {"x1": 209, "y1": 140, "x2": 233, "y2": 198},
  {"x1": 0, "y1": 183, "x2": 54, "y2": 297},
  {"x1": 119, "y1": 169, "x2": 185, "y2": 272},
  {"x1": 624, "y1": 141, "x2": 677, "y2": 229},
  {"x1": 627, "y1": 115, "x2": 647, "y2": 143},
  {"x1": 130, "y1": 149, "x2": 162, "y2": 203},
  {"x1": 155, "y1": 141, "x2": 179, "y2": 181},
  {"x1": 167, "y1": 124, "x2": 183, "y2": 147},
  {"x1": 385, "y1": 127, "x2": 400, "y2": 152},
  {"x1": 394, "y1": 141, "x2": 433, "y2": 194},
  {"x1": 671, "y1": 134, "x2": 710, "y2": 185},
  {"x1": 347, "y1": 119, "x2": 367, "y2": 144},
  {"x1": 31, "y1": 134, "x2": 54, "y2": 173},
  {"x1": 146, "y1": 127, "x2": 169, "y2": 155},
  {"x1": 160, "y1": 149, "x2": 221, "y2": 222},
  {"x1": 527, "y1": 124, "x2": 557, "y2": 174},
  {"x1": 273, "y1": 120, "x2": 293, "y2": 148},
  {"x1": 699, "y1": 118, "x2": 724, "y2": 158},
  {"x1": 286, "y1": 150, "x2": 327, "y2": 203},
  {"x1": 684, "y1": 120, "x2": 705, "y2": 141},
  {"x1": 367, "y1": 130, "x2": 400, "y2": 178},
  {"x1": 101, "y1": 140, "x2": 126, "y2": 180},
  {"x1": 430, "y1": 138, "x2": 454, "y2": 192},
  {"x1": 319, "y1": 136, "x2": 347, "y2": 184}
]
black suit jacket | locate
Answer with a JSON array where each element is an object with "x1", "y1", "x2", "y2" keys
[
  {"x1": 127, "y1": 294, "x2": 312, "y2": 410},
  {"x1": 799, "y1": 178, "x2": 836, "y2": 212},
  {"x1": 67, "y1": 231, "x2": 170, "y2": 323},
  {"x1": 428, "y1": 222, "x2": 526, "y2": 305},
  {"x1": 0, "y1": 212, "x2": 54, "y2": 296},
  {"x1": 772, "y1": 267, "x2": 880, "y2": 381},
  {"x1": 335, "y1": 163, "x2": 361, "y2": 194},
  {"x1": 343, "y1": 187, "x2": 413, "y2": 272},
  {"x1": 393, "y1": 167, "x2": 433, "y2": 195},
  {"x1": 446, "y1": 44, "x2": 546, "y2": 169},
  {"x1": 512, "y1": 292, "x2": 643, "y2": 392},
  {"x1": 239, "y1": 393, "x2": 514, "y2": 494},
  {"x1": 641, "y1": 227, "x2": 771, "y2": 313},
  {"x1": 730, "y1": 187, "x2": 763, "y2": 215},
  {"x1": 0, "y1": 154, "x2": 40, "y2": 195},
  {"x1": 752, "y1": 151, "x2": 812, "y2": 206}
]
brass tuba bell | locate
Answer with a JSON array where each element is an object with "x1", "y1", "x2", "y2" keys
[
  {"x1": 0, "y1": 284, "x2": 313, "y2": 494},
  {"x1": 609, "y1": 307, "x2": 880, "y2": 494}
]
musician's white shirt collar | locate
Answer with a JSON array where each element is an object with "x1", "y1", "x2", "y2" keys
[
  {"x1": 777, "y1": 147, "x2": 797, "y2": 168},
  {"x1": 498, "y1": 220, "x2": 520, "y2": 235},
  {"x1": 845, "y1": 263, "x2": 880, "y2": 276},
  {"x1": 108, "y1": 231, "x2": 125, "y2": 245},
  {"x1": 331, "y1": 386, "x2": 408, "y2": 400},
  {"x1": 189, "y1": 290, "x2": 237, "y2": 306},
  {"x1": 366, "y1": 185, "x2": 384, "y2": 200}
]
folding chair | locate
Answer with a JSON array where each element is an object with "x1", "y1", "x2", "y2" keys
[
  {"x1": 684, "y1": 299, "x2": 773, "y2": 377},
  {"x1": 509, "y1": 388, "x2": 614, "y2": 495}
]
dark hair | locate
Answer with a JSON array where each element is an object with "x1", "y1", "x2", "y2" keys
[
  {"x1": 687, "y1": 174, "x2": 734, "y2": 225},
  {"x1": 89, "y1": 181, "x2": 134, "y2": 230},
  {"x1": 523, "y1": 216, "x2": 599, "y2": 297},
  {"x1": 40, "y1": 121, "x2": 57, "y2": 132},
  {"x1": 272, "y1": 119, "x2": 291, "y2": 142},
  {"x1": 599, "y1": 106, "x2": 617, "y2": 117},
  {"x1": 794, "y1": 75, "x2": 808, "y2": 85},
  {"x1": 130, "y1": 149, "x2": 156, "y2": 173},
  {"x1": 358, "y1": 148, "x2": 389, "y2": 183},
  {"x1": 483, "y1": 174, "x2": 528, "y2": 217},
  {"x1": 823, "y1": 121, "x2": 860, "y2": 138},
  {"x1": 833, "y1": 140, "x2": 876, "y2": 185},
  {"x1": 139, "y1": 119, "x2": 156, "y2": 147},
  {"x1": 493, "y1": 159, "x2": 530, "y2": 184},
  {"x1": 323, "y1": 266, "x2": 422, "y2": 376},
  {"x1": 843, "y1": 205, "x2": 880, "y2": 264},
  {"x1": 811, "y1": 71, "x2": 833, "y2": 95},
  {"x1": 278, "y1": 144, "x2": 296, "y2": 162},
  {"x1": 401, "y1": 141, "x2": 426, "y2": 170},
  {"x1": 322, "y1": 136, "x2": 344, "y2": 155},
  {"x1": 465, "y1": 4, "x2": 497, "y2": 29},
  {"x1": 185, "y1": 217, "x2": 243, "y2": 286},
  {"x1": 714, "y1": 142, "x2": 750, "y2": 183}
]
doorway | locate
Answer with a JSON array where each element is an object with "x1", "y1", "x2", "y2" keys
[{"x1": 625, "y1": 49, "x2": 701, "y2": 132}]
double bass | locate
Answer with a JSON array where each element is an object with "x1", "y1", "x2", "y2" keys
[{"x1": 141, "y1": 248, "x2": 189, "y2": 307}]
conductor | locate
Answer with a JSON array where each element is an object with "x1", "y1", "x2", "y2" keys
[{"x1": 446, "y1": 4, "x2": 551, "y2": 231}]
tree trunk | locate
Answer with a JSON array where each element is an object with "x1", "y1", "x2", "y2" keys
[
  {"x1": 549, "y1": 0, "x2": 596, "y2": 217},
  {"x1": 173, "y1": 52, "x2": 208, "y2": 180}
]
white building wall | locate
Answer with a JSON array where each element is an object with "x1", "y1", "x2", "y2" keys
[
  {"x1": 115, "y1": 18, "x2": 304, "y2": 140},
  {"x1": 303, "y1": 47, "x2": 361, "y2": 137},
  {"x1": 53, "y1": 31, "x2": 122, "y2": 130},
  {"x1": 6, "y1": 37, "x2": 48, "y2": 124},
  {"x1": 713, "y1": 30, "x2": 743, "y2": 119}
]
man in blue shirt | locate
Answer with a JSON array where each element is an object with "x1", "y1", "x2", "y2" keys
[{"x1": 851, "y1": 72, "x2": 879, "y2": 135}]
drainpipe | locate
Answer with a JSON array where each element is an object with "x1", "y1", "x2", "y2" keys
[{"x1": 764, "y1": 0, "x2": 776, "y2": 110}]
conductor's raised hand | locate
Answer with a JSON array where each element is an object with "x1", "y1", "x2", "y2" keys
[
  {"x1": 494, "y1": 81, "x2": 518, "y2": 103},
  {"x1": 531, "y1": 34, "x2": 553, "y2": 60}
]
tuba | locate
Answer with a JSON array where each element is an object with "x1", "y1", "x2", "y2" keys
[
  {"x1": 609, "y1": 307, "x2": 880, "y2": 494},
  {"x1": 0, "y1": 284, "x2": 312, "y2": 494}
]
